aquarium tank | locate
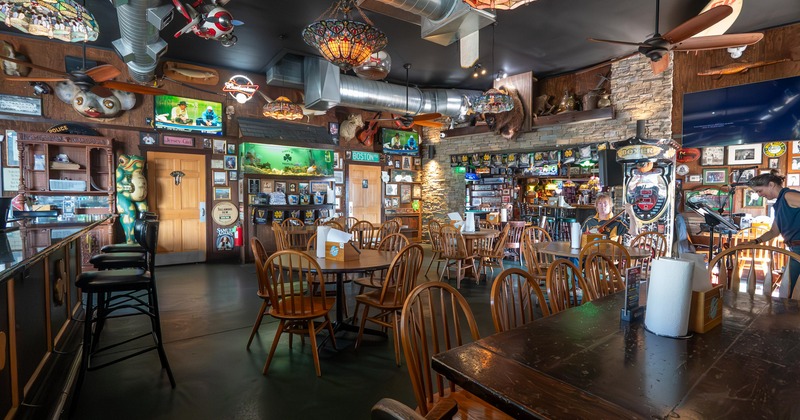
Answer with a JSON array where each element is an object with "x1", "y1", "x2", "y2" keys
[{"x1": 240, "y1": 143, "x2": 334, "y2": 176}]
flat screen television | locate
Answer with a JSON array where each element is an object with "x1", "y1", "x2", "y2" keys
[
  {"x1": 682, "y1": 75, "x2": 800, "y2": 148},
  {"x1": 154, "y1": 95, "x2": 224, "y2": 136},
  {"x1": 381, "y1": 128, "x2": 419, "y2": 156}
]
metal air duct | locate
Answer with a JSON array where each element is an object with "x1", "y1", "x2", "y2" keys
[{"x1": 110, "y1": 0, "x2": 171, "y2": 83}]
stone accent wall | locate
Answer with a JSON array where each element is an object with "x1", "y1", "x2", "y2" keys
[{"x1": 419, "y1": 54, "x2": 674, "y2": 238}]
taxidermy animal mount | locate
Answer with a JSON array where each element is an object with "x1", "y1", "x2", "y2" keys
[
  {"x1": 339, "y1": 114, "x2": 363, "y2": 142},
  {"x1": 55, "y1": 80, "x2": 136, "y2": 119},
  {"x1": 487, "y1": 86, "x2": 524, "y2": 140},
  {"x1": 1, "y1": 41, "x2": 30, "y2": 77}
]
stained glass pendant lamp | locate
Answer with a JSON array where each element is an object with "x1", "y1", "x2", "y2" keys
[
  {"x1": 303, "y1": 0, "x2": 388, "y2": 71},
  {"x1": 463, "y1": 0, "x2": 535, "y2": 10},
  {"x1": 262, "y1": 96, "x2": 304, "y2": 121}
]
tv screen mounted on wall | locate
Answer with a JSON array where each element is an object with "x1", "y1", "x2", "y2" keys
[
  {"x1": 682, "y1": 75, "x2": 800, "y2": 148},
  {"x1": 381, "y1": 128, "x2": 419, "y2": 156},
  {"x1": 154, "y1": 95, "x2": 224, "y2": 136}
]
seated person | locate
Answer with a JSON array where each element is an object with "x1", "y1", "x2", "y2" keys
[
  {"x1": 582, "y1": 193, "x2": 636, "y2": 241},
  {"x1": 196, "y1": 105, "x2": 218, "y2": 126},
  {"x1": 170, "y1": 100, "x2": 191, "y2": 124}
]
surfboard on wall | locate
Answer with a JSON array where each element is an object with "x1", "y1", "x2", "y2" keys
[
  {"x1": 693, "y1": 0, "x2": 743, "y2": 38},
  {"x1": 162, "y1": 61, "x2": 220, "y2": 86}
]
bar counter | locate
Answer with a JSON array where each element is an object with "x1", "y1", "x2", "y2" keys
[{"x1": 0, "y1": 214, "x2": 113, "y2": 419}]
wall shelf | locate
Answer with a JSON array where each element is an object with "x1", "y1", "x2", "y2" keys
[{"x1": 532, "y1": 107, "x2": 614, "y2": 128}]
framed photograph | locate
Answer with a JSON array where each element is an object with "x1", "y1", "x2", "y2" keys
[
  {"x1": 229, "y1": 171, "x2": 237, "y2": 181},
  {"x1": 769, "y1": 158, "x2": 780, "y2": 169},
  {"x1": 743, "y1": 189, "x2": 765, "y2": 208},
  {"x1": 33, "y1": 154, "x2": 45, "y2": 171},
  {"x1": 226, "y1": 144, "x2": 236, "y2": 155},
  {"x1": 701, "y1": 147, "x2": 725, "y2": 166},
  {"x1": 400, "y1": 184, "x2": 412, "y2": 203},
  {"x1": 792, "y1": 157, "x2": 800, "y2": 172},
  {"x1": 139, "y1": 131, "x2": 156, "y2": 145},
  {"x1": 402, "y1": 156, "x2": 412, "y2": 170},
  {"x1": 385, "y1": 183, "x2": 398, "y2": 196},
  {"x1": 335, "y1": 185, "x2": 343, "y2": 197},
  {"x1": 793, "y1": 141, "x2": 800, "y2": 155},
  {"x1": 310, "y1": 181, "x2": 328, "y2": 193},
  {"x1": 203, "y1": 138, "x2": 212, "y2": 149},
  {"x1": 213, "y1": 171, "x2": 227, "y2": 185},
  {"x1": 688, "y1": 175, "x2": 702, "y2": 183},
  {"x1": 0, "y1": 93, "x2": 41, "y2": 116},
  {"x1": 789, "y1": 174, "x2": 800, "y2": 187},
  {"x1": 391, "y1": 197, "x2": 399, "y2": 207},
  {"x1": 246, "y1": 179, "x2": 259, "y2": 194},
  {"x1": 224, "y1": 155, "x2": 237, "y2": 170},
  {"x1": 346, "y1": 150, "x2": 352, "y2": 160},
  {"x1": 394, "y1": 160, "x2": 401, "y2": 169},
  {"x1": 333, "y1": 152, "x2": 341, "y2": 169},
  {"x1": 385, "y1": 154, "x2": 393, "y2": 166},
  {"x1": 334, "y1": 170, "x2": 344, "y2": 184},
  {"x1": 502, "y1": 195, "x2": 511, "y2": 203},
  {"x1": 288, "y1": 183, "x2": 297, "y2": 193},
  {"x1": 298, "y1": 182, "x2": 309, "y2": 195},
  {"x1": 328, "y1": 122, "x2": 339, "y2": 136},
  {"x1": 211, "y1": 159, "x2": 223, "y2": 169},
  {"x1": 213, "y1": 139, "x2": 226, "y2": 154},
  {"x1": 727, "y1": 144, "x2": 762, "y2": 165},
  {"x1": 261, "y1": 180, "x2": 273, "y2": 193},
  {"x1": 502, "y1": 189, "x2": 511, "y2": 195},
  {"x1": 414, "y1": 157, "x2": 421, "y2": 167},
  {"x1": 163, "y1": 135, "x2": 194, "y2": 147},
  {"x1": 300, "y1": 195, "x2": 310, "y2": 205},
  {"x1": 412, "y1": 184, "x2": 421, "y2": 199},
  {"x1": 703, "y1": 168, "x2": 728, "y2": 185},
  {"x1": 731, "y1": 169, "x2": 756, "y2": 183},
  {"x1": 274, "y1": 181, "x2": 286, "y2": 193},
  {"x1": 214, "y1": 187, "x2": 231, "y2": 200},
  {"x1": 5, "y1": 129, "x2": 18, "y2": 166}
]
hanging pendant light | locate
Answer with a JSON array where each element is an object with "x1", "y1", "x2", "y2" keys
[
  {"x1": 472, "y1": 24, "x2": 514, "y2": 114},
  {"x1": 463, "y1": 0, "x2": 536, "y2": 10},
  {"x1": 303, "y1": 0, "x2": 388, "y2": 71},
  {"x1": 262, "y1": 96, "x2": 304, "y2": 121}
]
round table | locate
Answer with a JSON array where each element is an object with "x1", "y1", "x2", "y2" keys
[
  {"x1": 533, "y1": 241, "x2": 651, "y2": 259},
  {"x1": 462, "y1": 229, "x2": 500, "y2": 253}
]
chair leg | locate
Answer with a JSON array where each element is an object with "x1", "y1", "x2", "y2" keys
[
  {"x1": 307, "y1": 320, "x2": 322, "y2": 377},
  {"x1": 392, "y1": 311, "x2": 401, "y2": 367},
  {"x1": 352, "y1": 284, "x2": 366, "y2": 324},
  {"x1": 439, "y1": 259, "x2": 449, "y2": 282},
  {"x1": 148, "y1": 285, "x2": 176, "y2": 388},
  {"x1": 456, "y1": 260, "x2": 463, "y2": 289},
  {"x1": 424, "y1": 252, "x2": 436, "y2": 277},
  {"x1": 263, "y1": 320, "x2": 285, "y2": 376},
  {"x1": 246, "y1": 301, "x2": 268, "y2": 350},
  {"x1": 354, "y1": 304, "x2": 370, "y2": 350},
  {"x1": 324, "y1": 315, "x2": 337, "y2": 350}
]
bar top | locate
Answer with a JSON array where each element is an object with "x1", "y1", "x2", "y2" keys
[{"x1": 0, "y1": 214, "x2": 113, "y2": 280}]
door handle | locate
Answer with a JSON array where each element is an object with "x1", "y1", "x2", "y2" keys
[{"x1": 199, "y1": 202, "x2": 206, "y2": 221}]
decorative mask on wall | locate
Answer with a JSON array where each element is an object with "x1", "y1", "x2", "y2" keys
[
  {"x1": 55, "y1": 80, "x2": 136, "y2": 119},
  {"x1": 116, "y1": 155, "x2": 149, "y2": 244}
]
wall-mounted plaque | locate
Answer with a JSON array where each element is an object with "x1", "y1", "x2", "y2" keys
[{"x1": 0, "y1": 94, "x2": 42, "y2": 116}]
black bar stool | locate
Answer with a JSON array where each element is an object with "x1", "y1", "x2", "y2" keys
[
  {"x1": 72, "y1": 220, "x2": 175, "y2": 406},
  {"x1": 100, "y1": 212, "x2": 158, "y2": 254}
]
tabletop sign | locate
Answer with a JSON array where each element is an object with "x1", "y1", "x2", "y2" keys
[
  {"x1": 0, "y1": 94, "x2": 42, "y2": 116},
  {"x1": 351, "y1": 151, "x2": 381, "y2": 163},
  {"x1": 621, "y1": 266, "x2": 644, "y2": 322},
  {"x1": 211, "y1": 201, "x2": 238, "y2": 226}
]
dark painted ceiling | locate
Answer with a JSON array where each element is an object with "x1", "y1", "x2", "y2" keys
[{"x1": 3, "y1": 0, "x2": 800, "y2": 90}]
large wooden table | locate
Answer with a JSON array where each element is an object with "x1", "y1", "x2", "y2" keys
[
  {"x1": 432, "y1": 291, "x2": 800, "y2": 419},
  {"x1": 534, "y1": 240, "x2": 651, "y2": 259}
]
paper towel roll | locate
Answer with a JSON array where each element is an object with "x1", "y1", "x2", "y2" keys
[
  {"x1": 645, "y1": 258, "x2": 693, "y2": 338},
  {"x1": 570, "y1": 222, "x2": 582, "y2": 249},
  {"x1": 316, "y1": 226, "x2": 330, "y2": 258},
  {"x1": 500, "y1": 208, "x2": 508, "y2": 223}
]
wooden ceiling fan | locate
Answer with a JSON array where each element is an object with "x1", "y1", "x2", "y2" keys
[
  {"x1": 588, "y1": 0, "x2": 763, "y2": 74},
  {"x1": 0, "y1": 47, "x2": 167, "y2": 96},
  {"x1": 367, "y1": 63, "x2": 445, "y2": 129}
]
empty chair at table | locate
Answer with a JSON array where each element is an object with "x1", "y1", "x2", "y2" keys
[
  {"x1": 352, "y1": 233, "x2": 410, "y2": 319},
  {"x1": 520, "y1": 225, "x2": 551, "y2": 267},
  {"x1": 521, "y1": 234, "x2": 552, "y2": 284},
  {"x1": 438, "y1": 225, "x2": 476, "y2": 288},
  {"x1": 345, "y1": 217, "x2": 359, "y2": 232},
  {"x1": 577, "y1": 239, "x2": 632, "y2": 274},
  {"x1": 491, "y1": 268, "x2": 550, "y2": 333},
  {"x1": 630, "y1": 231, "x2": 669, "y2": 279},
  {"x1": 546, "y1": 259, "x2": 592, "y2": 314},
  {"x1": 730, "y1": 226, "x2": 783, "y2": 287},
  {"x1": 246, "y1": 237, "x2": 272, "y2": 349},
  {"x1": 710, "y1": 244, "x2": 800, "y2": 296},
  {"x1": 272, "y1": 222, "x2": 290, "y2": 251},
  {"x1": 425, "y1": 220, "x2": 446, "y2": 277},
  {"x1": 376, "y1": 219, "x2": 402, "y2": 245},
  {"x1": 371, "y1": 397, "x2": 457, "y2": 420},
  {"x1": 400, "y1": 282, "x2": 512, "y2": 419},
  {"x1": 351, "y1": 220, "x2": 377, "y2": 250},
  {"x1": 503, "y1": 221, "x2": 526, "y2": 261},
  {"x1": 475, "y1": 224, "x2": 510, "y2": 280},
  {"x1": 323, "y1": 220, "x2": 345, "y2": 231}
]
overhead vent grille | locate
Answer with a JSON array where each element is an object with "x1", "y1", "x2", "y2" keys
[{"x1": 266, "y1": 53, "x2": 305, "y2": 89}]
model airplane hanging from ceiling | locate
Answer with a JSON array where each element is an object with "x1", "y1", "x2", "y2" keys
[{"x1": 172, "y1": 0, "x2": 243, "y2": 47}]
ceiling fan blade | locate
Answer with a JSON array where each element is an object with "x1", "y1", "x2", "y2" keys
[
  {"x1": 366, "y1": 118, "x2": 397, "y2": 122},
  {"x1": 2, "y1": 76, "x2": 69, "y2": 82},
  {"x1": 90, "y1": 85, "x2": 115, "y2": 97},
  {"x1": 672, "y1": 33, "x2": 764, "y2": 51},
  {"x1": 413, "y1": 120, "x2": 445, "y2": 128},
  {"x1": 650, "y1": 56, "x2": 670, "y2": 74},
  {"x1": 98, "y1": 80, "x2": 167, "y2": 95},
  {"x1": 662, "y1": 5, "x2": 732, "y2": 44},
  {"x1": 588, "y1": 38, "x2": 650, "y2": 48},
  {"x1": 86, "y1": 65, "x2": 122, "y2": 83},
  {"x1": 0, "y1": 56, "x2": 70, "y2": 77},
  {"x1": 412, "y1": 113, "x2": 442, "y2": 122}
]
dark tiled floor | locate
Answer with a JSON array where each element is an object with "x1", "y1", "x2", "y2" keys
[{"x1": 71, "y1": 247, "x2": 521, "y2": 420}]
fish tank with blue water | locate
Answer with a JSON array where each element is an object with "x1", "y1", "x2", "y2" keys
[{"x1": 240, "y1": 143, "x2": 334, "y2": 176}]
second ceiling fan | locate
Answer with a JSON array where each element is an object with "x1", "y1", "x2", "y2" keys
[
  {"x1": 367, "y1": 63, "x2": 444, "y2": 129},
  {"x1": 589, "y1": 0, "x2": 763, "y2": 73}
]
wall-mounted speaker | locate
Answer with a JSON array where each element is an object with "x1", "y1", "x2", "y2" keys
[{"x1": 427, "y1": 145, "x2": 436, "y2": 159}]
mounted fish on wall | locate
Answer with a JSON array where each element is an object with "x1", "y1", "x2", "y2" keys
[
  {"x1": 55, "y1": 80, "x2": 136, "y2": 119},
  {"x1": 162, "y1": 61, "x2": 219, "y2": 85}
]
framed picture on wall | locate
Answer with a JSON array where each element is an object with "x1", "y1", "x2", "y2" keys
[
  {"x1": 743, "y1": 189, "x2": 764, "y2": 208},
  {"x1": 214, "y1": 187, "x2": 231, "y2": 200},
  {"x1": 213, "y1": 171, "x2": 227, "y2": 185},
  {"x1": 385, "y1": 183, "x2": 398, "y2": 196},
  {"x1": 687, "y1": 175, "x2": 702, "y2": 183},
  {"x1": 769, "y1": 158, "x2": 780, "y2": 169},
  {"x1": 274, "y1": 182, "x2": 286, "y2": 193},
  {"x1": 400, "y1": 184, "x2": 412, "y2": 203},
  {"x1": 727, "y1": 144, "x2": 762, "y2": 165},
  {"x1": 261, "y1": 180, "x2": 273, "y2": 193},
  {"x1": 412, "y1": 184, "x2": 421, "y2": 199},
  {"x1": 791, "y1": 157, "x2": 800, "y2": 172},
  {"x1": 334, "y1": 171, "x2": 344, "y2": 184},
  {"x1": 793, "y1": 141, "x2": 800, "y2": 155},
  {"x1": 701, "y1": 147, "x2": 724, "y2": 166},
  {"x1": 213, "y1": 139, "x2": 226, "y2": 154},
  {"x1": 789, "y1": 174, "x2": 800, "y2": 187},
  {"x1": 703, "y1": 168, "x2": 728, "y2": 185}
]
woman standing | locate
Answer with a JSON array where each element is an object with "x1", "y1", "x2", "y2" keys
[{"x1": 746, "y1": 170, "x2": 800, "y2": 297}]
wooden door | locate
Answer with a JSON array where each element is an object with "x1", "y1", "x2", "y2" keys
[
  {"x1": 146, "y1": 151, "x2": 207, "y2": 265},
  {"x1": 347, "y1": 164, "x2": 382, "y2": 224}
]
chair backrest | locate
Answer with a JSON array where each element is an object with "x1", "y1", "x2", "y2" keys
[
  {"x1": 378, "y1": 219, "x2": 402, "y2": 242},
  {"x1": 521, "y1": 234, "x2": 544, "y2": 277},
  {"x1": 439, "y1": 225, "x2": 467, "y2": 259},
  {"x1": 476, "y1": 224, "x2": 510, "y2": 258},
  {"x1": 345, "y1": 217, "x2": 359, "y2": 232},
  {"x1": 709, "y1": 244, "x2": 800, "y2": 295},
  {"x1": 374, "y1": 244, "x2": 424, "y2": 307},
  {"x1": 491, "y1": 268, "x2": 550, "y2": 333},
  {"x1": 582, "y1": 252, "x2": 623, "y2": 300},
  {"x1": 313, "y1": 218, "x2": 325, "y2": 226},
  {"x1": 731, "y1": 226, "x2": 780, "y2": 263},
  {"x1": 282, "y1": 217, "x2": 304, "y2": 227},
  {"x1": 400, "y1": 282, "x2": 481, "y2": 416},
  {"x1": 505, "y1": 221, "x2": 526, "y2": 248},
  {"x1": 577, "y1": 239, "x2": 631, "y2": 272},
  {"x1": 631, "y1": 231, "x2": 668, "y2": 258},
  {"x1": 427, "y1": 219, "x2": 442, "y2": 242},
  {"x1": 272, "y1": 222, "x2": 289, "y2": 251},
  {"x1": 546, "y1": 259, "x2": 590, "y2": 314},
  {"x1": 250, "y1": 237, "x2": 268, "y2": 265},
  {"x1": 350, "y1": 220, "x2": 377, "y2": 249},
  {"x1": 478, "y1": 220, "x2": 498, "y2": 231},
  {"x1": 306, "y1": 233, "x2": 317, "y2": 251},
  {"x1": 137, "y1": 220, "x2": 159, "y2": 273},
  {"x1": 523, "y1": 225, "x2": 552, "y2": 243},
  {"x1": 262, "y1": 250, "x2": 329, "y2": 314},
  {"x1": 323, "y1": 220, "x2": 345, "y2": 231},
  {"x1": 377, "y1": 233, "x2": 410, "y2": 253}
]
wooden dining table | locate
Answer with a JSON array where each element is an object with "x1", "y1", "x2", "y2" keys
[
  {"x1": 461, "y1": 229, "x2": 500, "y2": 254},
  {"x1": 533, "y1": 240, "x2": 651, "y2": 259},
  {"x1": 432, "y1": 290, "x2": 800, "y2": 419}
]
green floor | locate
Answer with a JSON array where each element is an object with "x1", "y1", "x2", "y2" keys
[{"x1": 70, "y1": 247, "x2": 519, "y2": 419}]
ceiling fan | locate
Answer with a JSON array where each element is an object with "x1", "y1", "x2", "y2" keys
[
  {"x1": 0, "y1": 48, "x2": 167, "y2": 96},
  {"x1": 588, "y1": 0, "x2": 764, "y2": 74},
  {"x1": 367, "y1": 63, "x2": 444, "y2": 129}
]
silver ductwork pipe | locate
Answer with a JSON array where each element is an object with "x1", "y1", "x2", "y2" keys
[
  {"x1": 376, "y1": 0, "x2": 455, "y2": 21},
  {"x1": 111, "y1": 0, "x2": 170, "y2": 83},
  {"x1": 369, "y1": 0, "x2": 495, "y2": 46}
]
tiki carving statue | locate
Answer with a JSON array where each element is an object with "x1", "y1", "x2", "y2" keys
[{"x1": 116, "y1": 155, "x2": 148, "y2": 243}]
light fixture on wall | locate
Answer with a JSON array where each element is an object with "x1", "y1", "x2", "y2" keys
[
  {"x1": 303, "y1": 0, "x2": 388, "y2": 71},
  {"x1": 463, "y1": 0, "x2": 536, "y2": 10},
  {"x1": 472, "y1": 64, "x2": 486, "y2": 78},
  {"x1": 223, "y1": 75, "x2": 259, "y2": 104},
  {"x1": 472, "y1": 24, "x2": 514, "y2": 114},
  {"x1": 262, "y1": 96, "x2": 304, "y2": 121},
  {"x1": 494, "y1": 69, "x2": 507, "y2": 81}
]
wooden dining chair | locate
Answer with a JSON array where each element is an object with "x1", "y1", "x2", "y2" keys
[
  {"x1": 546, "y1": 259, "x2": 591, "y2": 314},
  {"x1": 400, "y1": 282, "x2": 511, "y2": 419},
  {"x1": 323, "y1": 220, "x2": 345, "y2": 231},
  {"x1": 491, "y1": 268, "x2": 550, "y2": 333},
  {"x1": 630, "y1": 230, "x2": 668, "y2": 279},
  {"x1": 272, "y1": 222, "x2": 290, "y2": 251},
  {"x1": 281, "y1": 217, "x2": 304, "y2": 227},
  {"x1": 582, "y1": 252, "x2": 624, "y2": 300},
  {"x1": 503, "y1": 221, "x2": 526, "y2": 261},
  {"x1": 425, "y1": 220, "x2": 445, "y2": 277},
  {"x1": 355, "y1": 244, "x2": 424, "y2": 366},
  {"x1": 345, "y1": 217, "x2": 359, "y2": 232},
  {"x1": 246, "y1": 237, "x2": 271, "y2": 350},
  {"x1": 478, "y1": 220, "x2": 498, "y2": 231},
  {"x1": 730, "y1": 226, "x2": 781, "y2": 286},
  {"x1": 709, "y1": 244, "x2": 800, "y2": 296},
  {"x1": 371, "y1": 397, "x2": 457, "y2": 420},
  {"x1": 475, "y1": 224, "x2": 510, "y2": 280},
  {"x1": 306, "y1": 233, "x2": 349, "y2": 316},
  {"x1": 438, "y1": 225, "x2": 476, "y2": 288},
  {"x1": 377, "y1": 219, "x2": 402, "y2": 244},
  {"x1": 351, "y1": 220, "x2": 377, "y2": 250},
  {"x1": 520, "y1": 225, "x2": 551, "y2": 268},
  {"x1": 577, "y1": 239, "x2": 632, "y2": 275},
  {"x1": 261, "y1": 250, "x2": 336, "y2": 376},
  {"x1": 352, "y1": 233, "x2": 410, "y2": 318}
]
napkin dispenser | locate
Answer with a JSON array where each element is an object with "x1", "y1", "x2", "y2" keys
[
  {"x1": 688, "y1": 285, "x2": 723, "y2": 333},
  {"x1": 325, "y1": 241, "x2": 360, "y2": 261},
  {"x1": 581, "y1": 233, "x2": 607, "y2": 248}
]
